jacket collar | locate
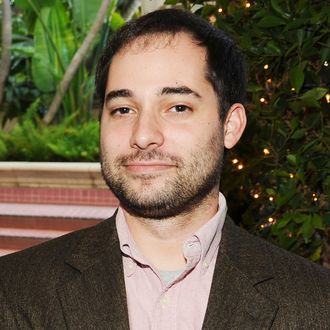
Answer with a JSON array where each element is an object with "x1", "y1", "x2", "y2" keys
[{"x1": 57, "y1": 213, "x2": 130, "y2": 329}]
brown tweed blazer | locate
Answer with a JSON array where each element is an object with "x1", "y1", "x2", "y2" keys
[{"x1": 0, "y1": 215, "x2": 329, "y2": 329}]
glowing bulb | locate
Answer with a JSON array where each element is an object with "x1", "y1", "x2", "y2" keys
[
  {"x1": 237, "y1": 164, "x2": 244, "y2": 170},
  {"x1": 209, "y1": 15, "x2": 216, "y2": 23},
  {"x1": 326, "y1": 93, "x2": 330, "y2": 103},
  {"x1": 266, "y1": 78, "x2": 272, "y2": 84},
  {"x1": 324, "y1": 61, "x2": 329, "y2": 67},
  {"x1": 263, "y1": 148, "x2": 270, "y2": 155},
  {"x1": 218, "y1": 8, "x2": 223, "y2": 13},
  {"x1": 313, "y1": 197, "x2": 318, "y2": 202},
  {"x1": 253, "y1": 193, "x2": 259, "y2": 199},
  {"x1": 232, "y1": 158, "x2": 239, "y2": 164},
  {"x1": 263, "y1": 64, "x2": 269, "y2": 70},
  {"x1": 260, "y1": 97, "x2": 266, "y2": 103},
  {"x1": 291, "y1": 87, "x2": 295, "y2": 91},
  {"x1": 269, "y1": 196, "x2": 274, "y2": 202},
  {"x1": 288, "y1": 232, "x2": 293, "y2": 238},
  {"x1": 268, "y1": 217, "x2": 274, "y2": 223},
  {"x1": 289, "y1": 173, "x2": 294, "y2": 179},
  {"x1": 260, "y1": 224, "x2": 265, "y2": 229},
  {"x1": 245, "y1": 2, "x2": 251, "y2": 8}
]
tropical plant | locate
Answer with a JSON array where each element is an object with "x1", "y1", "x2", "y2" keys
[{"x1": 1, "y1": 0, "x2": 119, "y2": 124}]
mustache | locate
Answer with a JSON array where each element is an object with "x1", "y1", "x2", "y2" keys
[{"x1": 116, "y1": 150, "x2": 182, "y2": 166}]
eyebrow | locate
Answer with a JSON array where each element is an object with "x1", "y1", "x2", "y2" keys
[
  {"x1": 104, "y1": 85, "x2": 201, "y2": 105},
  {"x1": 104, "y1": 89, "x2": 132, "y2": 104},
  {"x1": 160, "y1": 86, "x2": 201, "y2": 98}
]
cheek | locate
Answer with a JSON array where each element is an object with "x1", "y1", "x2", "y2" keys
[{"x1": 100, "y1": 122, "x2": 131, "y2": 152}]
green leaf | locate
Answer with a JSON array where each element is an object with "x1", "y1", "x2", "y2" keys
[
  {"x1": 270, "y1": 0, "x2": 287, "y2": 18},
  {"x1": 295, "y1": 214, "x2": 314, "y2": 243},
  {"x1": 287, "y1": 154, "x2": 297, "y2": 165},
  {"x1": 291, "y1": 129, "x2": 306, "y2": 139},
  {"x1": 289, "y1": 65, "x2": 304, "y2": 93},
  {"x1": 300, "y1": 87, "x2": 328, "y2": 101},
  {"x1": 110, "y1": 12, "x2": 125, "y2": 31},
  {"x1": 312, "y1": 214, "x2": 324, "y2": 230},
  {"x1": 72, "y1": 0, "x2": 104, "y2": 37},
  {"x1": 247, "y1": 83, "x2": 263, "y2": 92},
  {"x1": 266, "y1": 188, "x2": 276, "y2": 195},
  {"x1": 300, "y1": 215, "x2": 313, "y2": 243},
  {"x1": 309, "y1": 246, "x2": 322, "y2": 262},
  {"x1": 257, "y1": 15, "x2": 286, "y2": 28},
  {"x1": 265, "y1": 40, "x2": 281, "y2": 55},
  {"x1": 31, "y1": 0, "x2": 74, "y2": 92},
  {"x1": 15, "y1": 0, "x2": 55, "y2": 10}
]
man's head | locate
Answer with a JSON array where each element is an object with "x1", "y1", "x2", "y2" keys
[
  {"x1": 97, "y1": 9, "x2": 246, "y2": 219},
  {"x1": 96, "y1": 8, "x2": 246, "y2": 120}
]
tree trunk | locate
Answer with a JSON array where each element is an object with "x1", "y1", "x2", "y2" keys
[
  {"x1": 0, "y1": 0, "x2": 12, "y2": 109},
  {"x1": 43, "y1": 0, "x2": 111, "y2": 124}
]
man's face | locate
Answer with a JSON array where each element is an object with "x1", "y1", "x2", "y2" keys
[{"x1": 100, "y1": 33, "x2": 224, "y2": 219}]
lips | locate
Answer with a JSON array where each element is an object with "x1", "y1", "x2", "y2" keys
[{"x1": 124, "y1": 161, "x2": 176, "y2": 173}]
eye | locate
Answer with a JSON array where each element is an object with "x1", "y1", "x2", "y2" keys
[
  {"x1": 169, "y1": 104, "x2": 192, "y2": 113},
  {"x1": 111, "y1": 107, "x2": 133, "y2": 116}
]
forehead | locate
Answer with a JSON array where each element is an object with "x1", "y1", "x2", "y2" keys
[{"x1": 106, "y1": 32, "x2": 209, "y2": 90}]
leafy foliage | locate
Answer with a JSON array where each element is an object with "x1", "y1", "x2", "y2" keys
[
  {"x1": 169, "y1": 0, "x2": 329, "y2": 266},
  {"x1": 0, "y1": 101, "x2": 99, "y2": 161}
]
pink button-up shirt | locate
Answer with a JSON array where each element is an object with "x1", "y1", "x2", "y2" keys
[{"x1": 116, "y1": 193, "x2": 227, "y2": 330}]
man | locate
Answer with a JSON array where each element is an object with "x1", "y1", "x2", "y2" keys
[{"x1": 0, "y1": 8, "x2": 329, "y2": 330}]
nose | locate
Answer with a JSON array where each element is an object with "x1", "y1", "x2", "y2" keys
[{"x1": 130, "y1": 111, "x2": 164, "y2": 150}]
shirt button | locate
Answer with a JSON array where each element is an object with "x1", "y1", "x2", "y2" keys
[
  {"x1": 203, "y1": 261, "x2": 209, "y2": 268},
  {"x1": 127, "y1": 260, "x2": 134, "y2": 269},
  {"x1": 160, "y1": 293, "x2": 169, "y2": 308}
]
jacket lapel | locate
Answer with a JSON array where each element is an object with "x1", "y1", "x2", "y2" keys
[
  {"x1": 57, "y1": 215, "x2": 130, "y2": 329},
  {"x1": 203, "y1": 218, "x2": 279, "y2": 329}
]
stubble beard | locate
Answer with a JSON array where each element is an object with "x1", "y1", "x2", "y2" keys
[{"x1": 100, "y1": 131, "x2": 224, "y2": 220}]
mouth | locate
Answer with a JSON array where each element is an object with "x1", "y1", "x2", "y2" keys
[{"x1": 123, "y1": 161, "x2": 176, "y2": 174}]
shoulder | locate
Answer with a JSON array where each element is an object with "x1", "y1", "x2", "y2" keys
[
  {"x1": 220, "y1": 218, "x2": 330, "y2": 325},
  {"x1": 0, "y1": 215, "x2": 118, "y2": 288}
]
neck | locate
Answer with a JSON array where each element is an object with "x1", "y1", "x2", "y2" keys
[{"x1": 123, "y1": 188, "x2": 219, "y2": 271}]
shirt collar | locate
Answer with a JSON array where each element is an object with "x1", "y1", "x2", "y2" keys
[{"x1": 116, "y1": 193, "x2": 227, "y2": 275}]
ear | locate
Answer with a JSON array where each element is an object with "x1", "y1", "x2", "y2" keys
[{"x1": 223, "y1": 103, "x2": 247, "y2": 149}]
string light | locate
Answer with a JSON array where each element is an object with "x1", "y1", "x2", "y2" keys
[
  {"x1": 324, "y1": 61, "x2": 329, "y2": 67},
  {"x1": 326, "y1": 93, "x2": 330, "y2": 103},
  {"x1": 289, "y1": 173, "x2": 294, "y2": 179},
  {"x1": 291, "y1": 87, "x2": 295, "y2": 91},
  {"x1": 260, "y1": 224, "x2": 265, "y2": 229},
  {"x1": 312, "y1": 193, "x2": 318, "y2": 202},
  {"x1": 269, "y1": 196, "x2": 274, "y2": 202},
  {"x1": 245, "y1": 2, "x2": 251, "y2": 8},
  {"x1": 218, "y1": 8, "x2": 223, "y2": 13},
  {"x1": 253, "y1": 193, "x2": 260, "y2": 199},
  {"x1": 260, "y1": 97, "x2": 266, "y2": 103},
  {"x1": 209, "y1": 15, "x2": 216, "y2": 23},
  {"x1": 232, "y1": 158, "x2": 239, "y2": 164},
  {"x1": 288, "y1": 232, "x2": 293, "y2": 238},
  {"x1": 263, "y1": 64, "x2": 269, "y2": 70},
  {"x1": 268, "y1": 217, "x2": 275, "y2": 223},
  {"x1": 237, "y1": 164, "x2": 244, "y2": 170},
  {"x1": 263, "y1": 148, "x2": 270, "y2": 155},
  {"x1": 266, "y1": 78, "x2": 272, "y2": 84}
]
